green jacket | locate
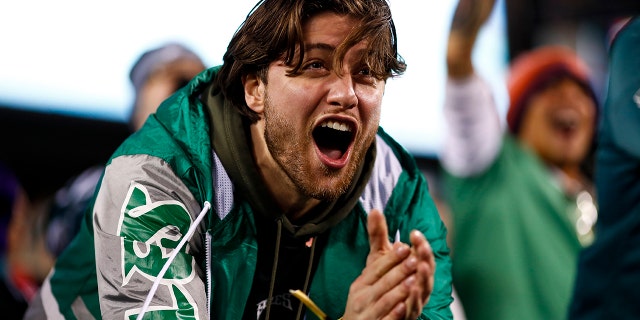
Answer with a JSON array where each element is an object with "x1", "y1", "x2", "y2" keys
[
  {"x1": 445, "y1": 136, "x2": 584, "y2": 320},
  {"x1": 26, "y1": 67, "x2": 453, "y2": 320}
]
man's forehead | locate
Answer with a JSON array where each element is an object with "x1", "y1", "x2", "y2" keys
[
  {"x1": 304, "y1": 40, "x2": 369, "y2": 54},
  {"x1": 303, "y1": 42, "x2": 368, "y2": 52},
  {"x1": 304, "y1": 43, "x2": 336, "y2": 51}
]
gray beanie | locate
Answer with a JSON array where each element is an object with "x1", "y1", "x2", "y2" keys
[{"x1": 129, "y1": 42, "x2": 204, "y2": 94}]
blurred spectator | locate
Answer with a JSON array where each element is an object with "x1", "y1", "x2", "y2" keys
[
  {"x1": 569, "y1": 16, "x2": 640, "y2": 320},
  {"x1": 44, "y1": 42, "x2": 207, "y2": 257},
  {"x1": 0, "y1": 162, "x2": 56, "y2": 319},
  {"x1": 128, "y1": 42, "x2": 207, "y2": 131},
  {"x1": 0, "y1": 161, "x2": 29, "y2": 319},
  {"x1": 440, "y1": 0, "x2": 599, "y2": 319}
]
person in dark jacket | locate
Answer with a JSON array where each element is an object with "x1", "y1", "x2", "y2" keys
[{"x1": 569, "y1": 16, "x2": 640, "y2": 320}]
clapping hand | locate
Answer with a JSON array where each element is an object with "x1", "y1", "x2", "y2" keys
[{"x1": 342, "y1": 209, "x2": 435, "y2": 320}]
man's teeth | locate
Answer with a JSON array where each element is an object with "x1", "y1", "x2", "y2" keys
[{"x1": 321, "y1": 120, "x2": 352, "y2": 132}]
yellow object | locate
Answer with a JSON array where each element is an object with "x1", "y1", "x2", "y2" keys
[{"x1": 289, "y1": 289, "x2": 327, "y2": 320}]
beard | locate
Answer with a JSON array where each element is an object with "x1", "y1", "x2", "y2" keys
[{"x1": 262, "y1": 95, "x2": 376, "y2": 201}]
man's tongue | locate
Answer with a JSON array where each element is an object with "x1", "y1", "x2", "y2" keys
[{"x1": 319, "y1": 146, "x2": 343, "y2": 160}]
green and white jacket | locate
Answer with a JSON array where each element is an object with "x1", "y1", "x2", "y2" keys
[{"x1": 26, "y1": 67, "x2": 453, "y2": 320}]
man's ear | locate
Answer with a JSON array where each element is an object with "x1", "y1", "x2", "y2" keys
[{"x1": 243, "y1": 73, "x2": 265, "y2": 114}]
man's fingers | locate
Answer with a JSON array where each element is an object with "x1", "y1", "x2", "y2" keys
[
  {"x1": 359, "y1": 242, "x2": 412, "y2": 288},
  {"x1": 373, "y1": 269, "x2": 420, "y2": 319},
  {"x1": 410, "y1": 230, "x2": 433, "y2": 261},
  {"x1": 368, "y1": 209, "x2": 391, "y2": 255},
  {"x1": 352, "y1": 219, "x2": 435, "y2": 319},
  {"x1": 409, "y1": 230, "x2": 435, "y2": 304}
]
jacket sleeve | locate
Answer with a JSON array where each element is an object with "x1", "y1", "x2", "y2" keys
[
  {"x1": 387, "y1": 169, "x2": 453, "y2": 320},
  {"x1": 411, "y1": 175, "x2": 454, "y2": 320},
  {"x1": 92, "y1": 154, "x2": 209, "y2": 319},
  {"x1": 371, "y1": 131, "x2": 454, "y2": 319},
  {"x1": 441, "y1": 73, "x2": 503, "y2": 177}
]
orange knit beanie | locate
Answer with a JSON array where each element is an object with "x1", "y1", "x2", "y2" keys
[{"x1": 506, "y1": 45, "x2": 598, "y2": 134}]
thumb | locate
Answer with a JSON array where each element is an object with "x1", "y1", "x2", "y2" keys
[{"x1": 367, "y1": 209, "x2": 391, "y2": 255}]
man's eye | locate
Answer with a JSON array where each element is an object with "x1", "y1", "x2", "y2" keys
[
  {"x1": 358, "y1": 67, "x2": 371, "y2": 76},
  {"x1": 306, "y1": 61, "x2": 324, "y2": 69},
  {"x1": 356, "y1": 66, "x2": 376, "y2": 79}
]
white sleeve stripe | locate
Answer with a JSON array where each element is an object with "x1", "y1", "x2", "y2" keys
[
  {"x1": 212, "y1": 151, "x2": 234, "y2": 220},
  {"x1": 360, "y1": 136, "x2": 402, "y2": 214},
  {"x1": 41, "y1": 271, "x2": 65, "y2": 320}
]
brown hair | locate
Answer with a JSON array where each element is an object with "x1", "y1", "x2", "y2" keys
[{"x1": 215, "y1": 0, "x2": 406, "y2": 123}]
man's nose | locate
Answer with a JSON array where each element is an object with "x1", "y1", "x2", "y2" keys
[{"x1": 326, "y1": 74, "x2": 358, "y2": 109}]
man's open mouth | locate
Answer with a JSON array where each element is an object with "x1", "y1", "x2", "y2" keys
[{"x1": 313, "y1": 120, "x2": 356, "y2": 164}]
